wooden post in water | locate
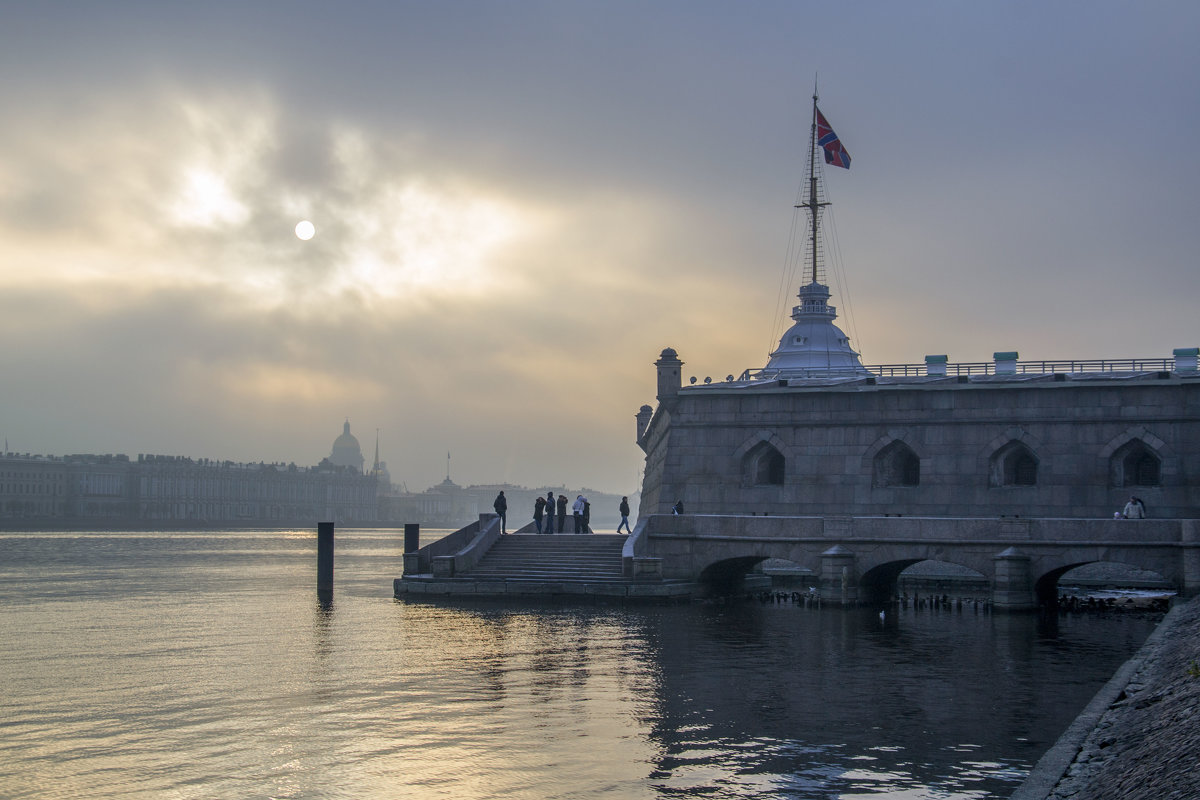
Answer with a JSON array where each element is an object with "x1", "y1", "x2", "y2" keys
[{"x1": 317, "y1": 522, "x2": 334, "y2": 603}]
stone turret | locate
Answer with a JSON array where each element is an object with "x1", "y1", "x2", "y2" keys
[
  {"x1": 635, "y1": 404, "x2": 653, "y2": 441},
  {"x1": 655, "y1": 348, "x2": 683, "y2": 402}
]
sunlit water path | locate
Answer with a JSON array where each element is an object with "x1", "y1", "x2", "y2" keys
[{"x1": 0, "y1": 530, "x2": 1159, "y2": 799}]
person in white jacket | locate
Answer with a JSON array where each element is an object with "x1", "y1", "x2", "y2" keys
[
  {"x1": 572, "y1": 495, "x2": 585, "y2": 533},
  {"x1": 1122, "y1": 496, "x2": 1146, "y2": 519}
]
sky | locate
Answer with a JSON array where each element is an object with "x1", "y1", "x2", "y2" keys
[{"x1": 1, "y1": 1, "x2": 1198, "y2": 495}]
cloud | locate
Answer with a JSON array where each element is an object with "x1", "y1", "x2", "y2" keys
[{"x1": 1, "y1": 2, "x2": 1199, "y2": 493}]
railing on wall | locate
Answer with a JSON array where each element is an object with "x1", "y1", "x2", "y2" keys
[{"x1": 733, "y1": 357, "x2": 1180, "y2": 384}]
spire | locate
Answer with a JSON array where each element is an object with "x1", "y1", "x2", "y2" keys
[
  {"x1": 373, "y1": 429, "x2": 381, "y2": 473},
  {"x1": 762, "y1": 93, "x2": 867, "y2": 378}
]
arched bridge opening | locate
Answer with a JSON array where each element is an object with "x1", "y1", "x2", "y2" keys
[
  {"x1": 861, "y1": 559, "x2": 992, "y2": 607},
  {"x1": 699, "y1": 556, "x2": 768, "y2": 595},
  {"x1": 1036, "y1": 561, "x2": 1174, "y2": 608},
  {"x1": 859, "y1": 560, "x2": 924, "y2": 606}
]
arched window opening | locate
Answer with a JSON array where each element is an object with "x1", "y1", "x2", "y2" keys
[
  {"x1": 1114, "y1": 441, "x2": 1161, "y2": 487},
  {"x1": 756, "y1": 450, "x2": 785, "y2": 486},
  {"x1": 874, "y1": 441, "x2": 920, "y2": 488},
  {"x1": 992, "y1": 441, "x2": 1039, "y2": 487},
  {"x1": 743, "y1": 441, "x2": 786, "y2": 487},
  {"x1": 1012, "y1": 453, "x2": 1038, "y2": 486}
]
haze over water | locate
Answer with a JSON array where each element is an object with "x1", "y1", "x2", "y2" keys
[{"x1": 0, "y1": 530, "x2": 1158, "y2": 799}]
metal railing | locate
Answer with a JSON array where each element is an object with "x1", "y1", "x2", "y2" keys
[{"x1": 730, "y1": 357, "x2": 1179, "y2": 384}]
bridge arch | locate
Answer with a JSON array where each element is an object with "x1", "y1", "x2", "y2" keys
[
  {"x1": 859, "y1": 559, "x2": 925, "y2": 605},
  {"x1": 698, "y1": 556, "x2": 769, "y2": 594},
  {"x1": 859, "y1": 558, "x2": 991, "y2": 606},
  {"x1": 1035, "y1": 559, "x2": 1174, "y2": 607}
]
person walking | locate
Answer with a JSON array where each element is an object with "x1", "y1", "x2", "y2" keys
[
  {"x1": 617, "y1": 496, "x2": 632, "y2": 533},
  {"x1": 572, "y1": 494, "x2": 585, "y2": 533},
  {"x1": 493, "y1": 490, "x2": 508, "y2": 533},
  {"x1": 534, "y1": 494, "x2": 546, "y2": 533},
  {"x1": 545, "y1": 492, "x2": 556, "y2": 534},
  {"x1": 556, "y1": 493, "x2": 568, "y2": 532}
]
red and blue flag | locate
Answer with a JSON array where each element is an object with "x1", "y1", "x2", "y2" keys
[{"x1": 815, "y1": 107, "x2": 851, "y2": 169}]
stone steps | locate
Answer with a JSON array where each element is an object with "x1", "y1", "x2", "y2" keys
[{"x1": 461, "y1": 533, "x2": 627, "y2": 582}]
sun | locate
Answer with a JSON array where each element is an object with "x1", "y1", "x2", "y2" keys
[{"x1": 295, "y1": 220, "x2": 316, "y2": 240}]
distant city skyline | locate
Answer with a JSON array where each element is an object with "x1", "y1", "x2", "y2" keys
[{"x1": 1, "y1": 2, "x2": 1197, "y2": 494}]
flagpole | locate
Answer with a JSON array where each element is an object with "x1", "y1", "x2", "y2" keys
[{"x1": 809, "y1": 91, "x2": 820, "y2": 286}]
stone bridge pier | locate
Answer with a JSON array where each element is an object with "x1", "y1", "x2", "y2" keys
[{"x1": 629, "y1": 514, "x2": 1200, "y2": 610}]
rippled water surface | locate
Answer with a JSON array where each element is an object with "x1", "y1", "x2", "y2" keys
[{"x1": 0, "y1": 530, "x2": 1159, "y2": 799}]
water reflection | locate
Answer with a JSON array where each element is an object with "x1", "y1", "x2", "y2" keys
[{"x1": 0, "y1": 532, "x2": 1161, "y2": 800}]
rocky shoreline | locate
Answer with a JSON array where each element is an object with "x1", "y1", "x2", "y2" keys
[{"x1": 1010, "y1": 595, "x2": 1200, "y2": 800}]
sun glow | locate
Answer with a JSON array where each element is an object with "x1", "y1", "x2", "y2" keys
[
  {"x1": 332, "y1": 182, "x2": 533, "y2": 299},
  {"x1": 170, "y1": 167, "x2": 250, "y2": 228}
]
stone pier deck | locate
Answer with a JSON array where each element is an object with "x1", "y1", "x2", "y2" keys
[{"x1": 395, "y1": 530, "x2": 699, "y2": 600}]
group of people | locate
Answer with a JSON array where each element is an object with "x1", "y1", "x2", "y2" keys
[{"x1": 491, "y1": 491, "x2": 635, "y2": 534}]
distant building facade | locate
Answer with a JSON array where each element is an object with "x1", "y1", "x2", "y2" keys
[
  {"x1": 1, "y1": 419, "x2": 633, "y2": 529},
  {"x1": 0, "y1": 452, "x2": 377, "y2": 527}
]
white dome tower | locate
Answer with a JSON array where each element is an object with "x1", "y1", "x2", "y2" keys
[{"x1": 765, "y1": 281, "x2": 868, "y2": 376}]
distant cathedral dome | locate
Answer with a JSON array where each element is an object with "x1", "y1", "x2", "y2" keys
[{"x1": 330, "y1": 420, "x2": 365, "y2": 472}]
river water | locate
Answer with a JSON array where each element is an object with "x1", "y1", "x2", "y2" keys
[{"x1": 0, "y1": 529, "x2": 1160, "y2": 799}]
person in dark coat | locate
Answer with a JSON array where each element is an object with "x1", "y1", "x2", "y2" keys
[
  {"x1": 617, "y1": 496, "x2": 632, "y2": 533},
  {"x1": 545, "y1": 492, "x2": 556, "y2": 534},
  {"x1": 672, "y1": 500, "x2": 684, "y2": 515},
  {"x1": 556, "y1": 493, "x2": 568, "y2": 532},
  {"x1": 534, "y1": 495, "x2": 546, "y2": 533},
  {"x1": 493, "y1": 491, "x2": 508, "y2": 533},
  {"x1": 582, "y1": 498, "x2": 591, "y2": 533}
]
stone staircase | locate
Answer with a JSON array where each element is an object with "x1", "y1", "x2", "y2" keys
[{"x1": 459, "y1": 533, "x2": 628, "y2": 583}]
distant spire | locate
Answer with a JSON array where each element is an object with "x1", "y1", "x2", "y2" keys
[
  {"x1": 373, "y1": 429, "x2": 381, "y2": 473},
  {"x1": 446, "y1": 451, "x2": 451, "y2": 481}
]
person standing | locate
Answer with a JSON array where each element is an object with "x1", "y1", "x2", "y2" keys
[
  {"x1": 1123, "y1": 496, "x2": 1146, "y2": 519},
  {"x1": 557, "y1": 493, "x2": 568, "y2": 532},
  {"x1": 617, "y1": 496, "x2": 632, "y2": 533},
  {"x1": 493, "y1": 490, "x2": 508, "y2": 534},
  {"x1": 582, "y1": 497, "x2": 591, "y2": 534},
  {"x1": 572, "y1": 494, "x2": 585, "y2": 533},
  {"x1": 534, "y1": 495, "x2": 546, "y2": 533},
  {"x1": 545, "y1": 492, "x2": 556, "y2": 534}
]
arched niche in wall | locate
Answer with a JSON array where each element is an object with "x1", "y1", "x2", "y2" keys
[
  {"x1": 873, "y1": 440, "x2": 921, "y2": 488},
  {"x1": 991, "y1": 440, "x2": 1039, "y2": 487}
]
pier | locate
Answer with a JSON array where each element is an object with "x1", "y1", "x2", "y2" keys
[{"x1": 396, "y1": 512, "x2": 1200, "y2": 607}]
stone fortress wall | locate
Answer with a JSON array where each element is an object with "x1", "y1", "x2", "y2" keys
[{"x1": 638, "y1": 356, "x2": 1200, "y2": 522}]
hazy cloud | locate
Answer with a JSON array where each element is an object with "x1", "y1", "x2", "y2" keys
[{"x1": 1, "y1": 1, "x2": 1198, "y2": 492}]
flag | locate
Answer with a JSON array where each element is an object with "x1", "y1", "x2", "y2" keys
[{"x1": 815, "y1": 107, "x2": 851, "y2": 169}]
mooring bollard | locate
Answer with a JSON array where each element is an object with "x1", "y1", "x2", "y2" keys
[
  {"x1": 317, "y1": 521, "x2": 334, "y2": 603},
  {"x1": 404, "y1": 523, "x2": 420, "y2": 554}
]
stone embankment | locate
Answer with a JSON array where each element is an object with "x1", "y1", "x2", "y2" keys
[{"x1": 1011, "y1": 595, "x2": 1200, "y2": 800}]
